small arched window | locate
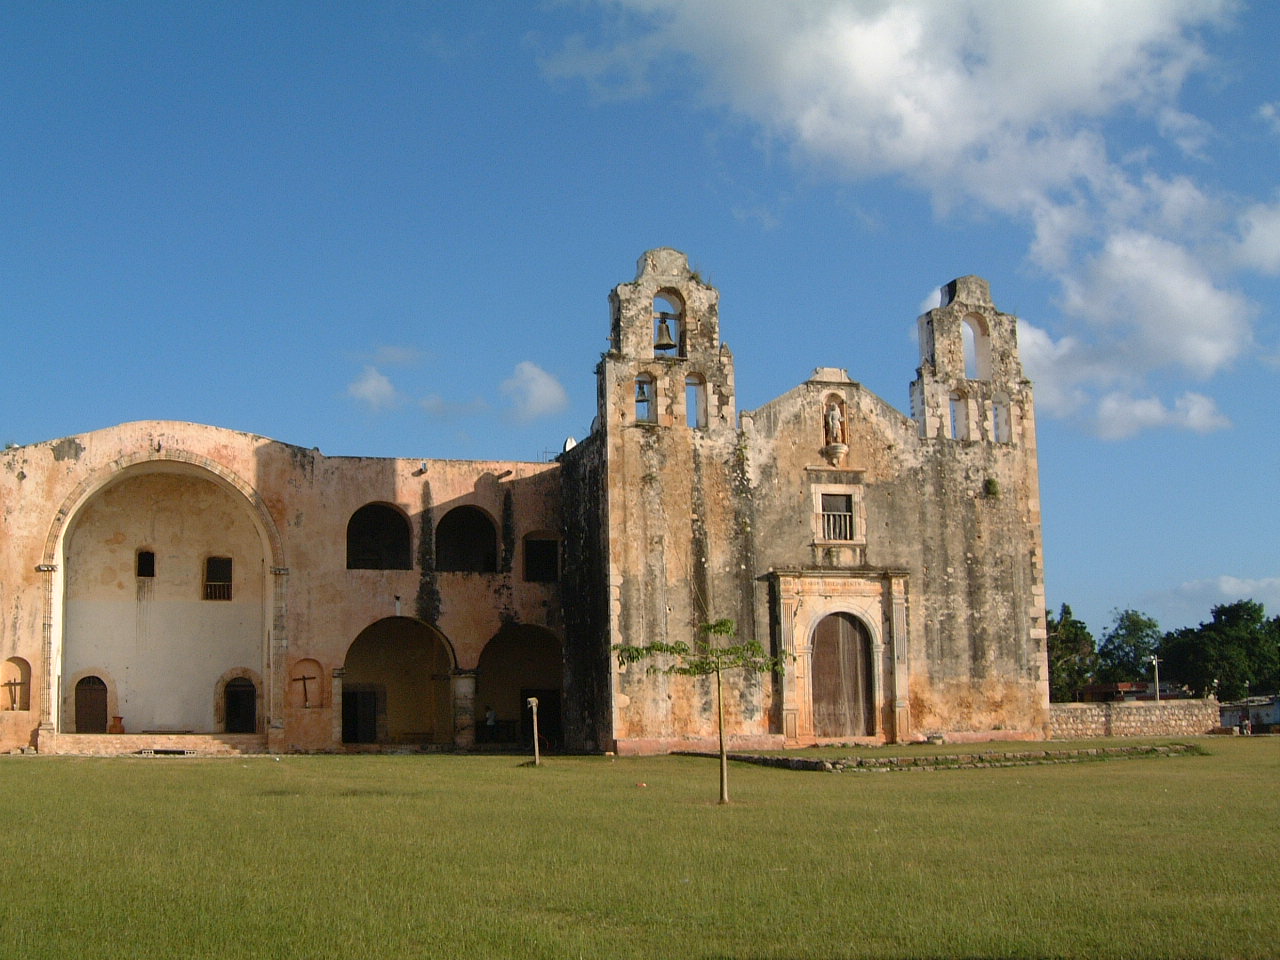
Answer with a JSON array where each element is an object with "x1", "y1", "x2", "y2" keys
[
  {"x1": 347, "y1": 503, "x2": 412, "y2": 570},
  {"x1": 685, "y1": 374, "x2": 707, "y2": 429},
  {"x1": 962, "y1": 314, "x2": 991, "y2": 380},
  {"x1": 436, "y1": 506, "x2": 498, "y2": 572},
  {"x1": 635, "y1": 374, "x2": 657, "y2": 424}
]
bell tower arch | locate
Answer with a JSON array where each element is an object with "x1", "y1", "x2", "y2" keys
[
  {"x1": 591, "y1": 249, "x2": 761, "y2": 751},
  {"x1": 911, "y1": 275, "x2": 1033, "y2": 443},
  {"x1": 602, "y1": 247, "x2": 735, "y2": 430}
]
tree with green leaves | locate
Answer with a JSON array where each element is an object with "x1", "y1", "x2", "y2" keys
[
  {"x1": 1096, "y1": 609, "x2": 1161, "y2": 684},
  {"x1": 1045, "y1": 604, "x2": 1096, "y2": 701},
  {"x1": 614, "y1": 618, "x2": 787, "y2": 805},
  {"x1": 1159, "y1": 600, "x2": 1280, "y2": 700}
]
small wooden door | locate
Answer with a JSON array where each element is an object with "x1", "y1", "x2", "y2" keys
[
  {"x1": 225, "y1": 678, "x2": 257, "y2": 733},
  {"x1": 75, "y1": 676, "x2": 108, "y2": 733}
]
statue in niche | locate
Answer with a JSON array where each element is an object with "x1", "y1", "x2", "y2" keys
[{"x1": 824, "y1": 402, "x2": 844, "y2": 446}]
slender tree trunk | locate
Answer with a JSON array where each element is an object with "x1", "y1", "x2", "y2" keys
[{"x1": 716, "y1": 665, "x2": 729, "y2": 804}]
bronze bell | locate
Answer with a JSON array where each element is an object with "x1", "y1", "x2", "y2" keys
[{"x1": 654, "y1": 313, "x2": 678, "y2": 351}]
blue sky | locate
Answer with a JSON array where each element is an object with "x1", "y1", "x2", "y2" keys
[{"x1": 3, "y1": 1, "x2": 1277, "y2": 637}]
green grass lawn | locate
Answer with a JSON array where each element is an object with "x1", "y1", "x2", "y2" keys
[{"x1": 1, "y1": 738, "x2": 1275, "y2": 959}]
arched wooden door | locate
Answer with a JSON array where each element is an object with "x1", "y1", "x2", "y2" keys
[
  {"x1": 75, "y1": 676, "x2": 108, "y2": 733},
  {"x1": 812, "y1": 613, "x2": 874, "y2": 737}
]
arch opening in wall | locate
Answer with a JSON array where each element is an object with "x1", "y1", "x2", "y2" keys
[
  {"x1": 347, "y1": 502, "x2": 412, "y2": 570},
  {"x1": 59, "y1": 465, "x2": 269, "y2": 735},
  {"x1": 653, "y1": 291, "x2": 684, "y2": 357},
  {"x1": 634, "y1": 374, "x2": 657, "y2": 424},
  {"x1": 476, "y1": 624, "x2": 562, "y2": 748},
  {"x1": 435, "y1": 506, "x2": 498, "y2": 573},
  {"x1": 2, "y1": 657, "x2": 31, "y2": 711},
  {"x1": 962, "y1": 313, "x2": 991, "y2": 380},
  {"x1": 74, "y1": 676, "x2": 108, "y2": 733},
  {"x1": 811, "y1": 613, "x2": 874, "y2": 738},
  {"x1": 685, "y1": 374, "x2": 707, "y2": 429},
  {"x1": 224, "y1": 677, "x2": 257, "y2": 733},
  {"x1": 341, "y1": 617, "x2": 454, "y2": 745}
]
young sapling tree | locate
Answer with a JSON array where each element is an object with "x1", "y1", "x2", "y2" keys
[{"x1": 614, "y1": 618, "x2": 787, "y2": 804}]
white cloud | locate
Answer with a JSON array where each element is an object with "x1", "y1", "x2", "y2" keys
[
  {"x1": 1236, "y1": 199, "x2": 1280, "y2": 274},
  {"x1": 1063, "y1": 230, "x2": 1252, "y2": 379},
  {"x1": 500, "y1": 361, "x2": 569, "y2": 422},
  {"x1": 1017, "y1": 323, "x2": 1094, "y2": 416},
  {"x1": 548, "y1": 0, "x2": 1258, "y2": 439},
  {"x1": 347, "y1": 366, "x2": 399, "y2": 411},
  {"x1": 1260, "y1": 101, "x2": 1280, "y2": 136},
  {"x1": 1094, "y1": 390, "x2": 1229, "y2": 440}
]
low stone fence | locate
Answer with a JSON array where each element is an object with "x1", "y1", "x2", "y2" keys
[
  {"x1": 1049, "y1": 700, "x2": 1219, "y2": 739},
  {"x1": 723, "y1": 742, "x2": 1199, "y2": 773}
]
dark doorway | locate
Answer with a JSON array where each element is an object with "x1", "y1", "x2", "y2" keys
[
  {"x1": 75, "y1": 676, "x2": 108, "y2": 733},
  {"x1": 342, "y1": 687, "x2": 380, "y2": 744},
  {"x1": 225, "y1": 677, "x2": 257, "y2": 733},
  {"x1": 521, "y1": 687, "x2": 562, "y2": 750},
  {"x1": 812, "y1": 613, "x2": 874, "y2": 737}
]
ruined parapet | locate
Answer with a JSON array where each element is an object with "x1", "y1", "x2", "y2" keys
[{"x1": 911, "y1": 275, "x2": 1030, "y2": 444}]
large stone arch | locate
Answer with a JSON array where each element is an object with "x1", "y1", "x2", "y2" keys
[
  {"x1": 475, "y1": 624, "x2": 563, "y2": 747},
  {"x1": 49, "y1": 456, "x2": 280, "y2": 738},
  {"x1": 340, "y1": 617, "x2": 455, "y2": 747},
  {"x1": 770, "y1": 571, "x2": 908, "y2": 744}
]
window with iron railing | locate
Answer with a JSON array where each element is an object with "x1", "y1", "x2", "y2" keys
[
  {"x1": 821, "y1": 493, "x2": 855, "y2": 541},
  {"x1": 204, "y1": 556, "x2": 233, "y2": 600}
]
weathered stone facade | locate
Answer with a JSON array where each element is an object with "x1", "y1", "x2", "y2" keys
[{"x1": 0, "y1": 248, "x2": 1049, "y2": 755}]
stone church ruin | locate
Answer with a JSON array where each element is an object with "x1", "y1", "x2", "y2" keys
[{"x1": 0, "y1": 248, "x2": 1048, "y2": 755}]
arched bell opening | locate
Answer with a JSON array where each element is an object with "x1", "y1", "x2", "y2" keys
[{"x1": 653, "y1": 290, "x2": 685, "y2": 357}]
